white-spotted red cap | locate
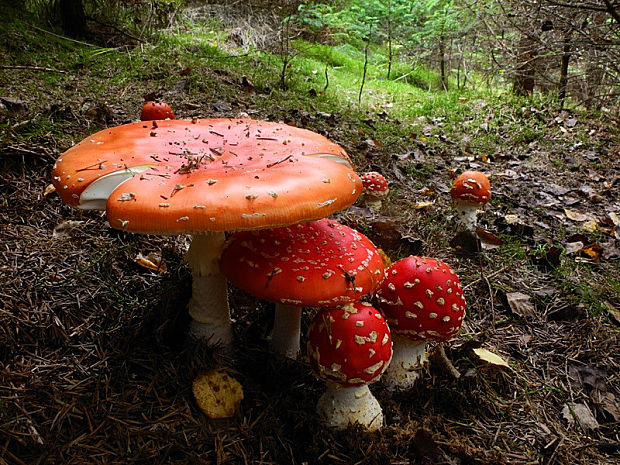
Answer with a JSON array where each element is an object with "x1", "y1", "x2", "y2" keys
[
  {"x1": 306, "y1": 302, "x2": 392, "y2": 387},
  {"x1": 140, "y1": 101, "x2": 175, "y2": 121},
  {"x1": 361, "y1": 172, "x2": 389, "y2": 197},
  {"x1": 374, "y1": 256, "x2": 465, "y2": 342},
  {"x1": 219, "y1": 219, "x2": 385, "y2": 307},
  {"x1": 450, "y1": 171, "x2": 491, "y2": 205},
  {"x1": 51, "y1": 119, "x2": 362, "y2": 233}
]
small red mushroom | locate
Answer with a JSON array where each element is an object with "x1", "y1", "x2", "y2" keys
[
  {"x1": 140, "y1": 101, "x2": 175, "y2": 121},
  {"x1": 220, "y1": 219, "x2": 385, "y2": 357},
  {"x1": 306, "y1": 301, "x2": 392, "y2": 430},
  {"x1": 450, "y1": 171, "x2": 491, "y2": 230},
  {"x1": 374, "y1": 256, "x2": 465, "y2": 389},
  {"x1": 360, "y1": 171, "x2": 389, "y2": 210}
]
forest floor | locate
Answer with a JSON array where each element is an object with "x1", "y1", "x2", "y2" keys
[{"x1": 1, "y1": 6, "x2": 619, "y2": 465}]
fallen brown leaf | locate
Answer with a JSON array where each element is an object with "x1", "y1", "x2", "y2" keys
[
  {"x1": 564, "y1": 209, "x2": 590, "y2": 222},
  {"x1": 506, "y1": 292, "x2": 537, "y2": 319}
]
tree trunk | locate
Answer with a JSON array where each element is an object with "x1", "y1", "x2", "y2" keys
[
  {"x1": 558, "y1": 31, "x2": 572, "y2": 108},
  {"x1": 58, "y1": 0, "x2": 86, "y2": 37},
  {"x1": 513, "y1": 35, "x2": 536, "y2": 96},
  {"x1": 439, "y1": 34, "x2": 447, "y2": 91}
]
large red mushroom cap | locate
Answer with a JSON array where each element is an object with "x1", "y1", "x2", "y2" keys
[
  {"x1": 374, "y1": 256, "x2": 465, "y2": 342},
  {"x1": 140, "y1": 101, "x2": 175, "y2": 121},
  {"x1": 307, "y1": 302, "x2": 392, "y2": 387},
  {"x1": 450, "y1": 171, "x2": 491, "y2": 205},
  {"x1": 51, "y1": 119, "x2": 362, "y2": 234},
  {"x1": 219, "y1": 218, "x2": 385, "y2": 307}
]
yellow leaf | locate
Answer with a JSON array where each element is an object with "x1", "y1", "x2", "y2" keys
[
  {"x1": 377, "y1": 248, "x2": 392, "y2": 268},
  {"x1": 43, "y1": 184, "x2": 56, "y2": 197},
  {"x1": 412, "y1": 200, "x2": 434, "y2": 210},
  {"x1": 582, "y1": 220, "x2": 599, "y2": 233},
  {"x1": 472, "y1": 347, "x2": 511, "y2": 369},
  {"x1": 564, "y1": 209, "x2": 589, "y2": 222},
  {"x1": 610, "y1": 212, "x2": 620, "y2": 227},
  {"x1": 193, "y1": 370, "x2": 244, "y2": 419},
  {"x1": 134, "y1": 252, "x2": 167, "y2": 273}
]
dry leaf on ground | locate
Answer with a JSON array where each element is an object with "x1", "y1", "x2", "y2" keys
[
  {"x1": 193, "y1": 370, "x2": 244, "y2": 419},
  {"x1": 506, "y1": 292, "x2": 537, "y2": 319},
  {"x1": 472, "y1": 348, "x2": 511, "y2": 368},
  {"x1": 562, "y1": 403, "x2": 599, "y2": 433}
]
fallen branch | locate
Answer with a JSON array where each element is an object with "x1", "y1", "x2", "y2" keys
[{"x1": 0, "y1": 65, "x2": 66, "y2": 74}]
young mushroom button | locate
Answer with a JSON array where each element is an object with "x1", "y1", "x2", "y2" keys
[
  {"x1": 374, "y1": 256, "x2": 465, "y2": 389},
  {"x1": 306, "y1": 301, "x2": 393, "y2": 431},
  {"x1": 360, "y1": 171, "x2": 389, "y2": 211},
  {"x1": 51, "y1": 118, "x2": 362, "y2": 345},
  {"x1": 450, "y1": 170, "x2": 491, "y2": 231},
  {"x1": 219, "y1": 218, "x2": 385, "y2": 357},
  {"x1": 140, "y1": 101, "x2": 176, "y2": 121}
]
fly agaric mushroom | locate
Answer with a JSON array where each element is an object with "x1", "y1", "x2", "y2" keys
[
  {"x1": 450, "y1": 171, "x2": 491, "y2": 230},
  {"x1": 140, "y1": 101, "x2": 175, "y2": 121},
  {"x1": 306, "y1": 301, "x2": 392, "y2": 431},
  {"x1": 374, "y1": 256, "x2": 465, "y2": 389},
  {"x1": 219, "y1": 218, "x2": 385, "y2": 357},
  {"x1": 360, "y1": 171, "x2": 389, "y2": 210},
  {"x1": 51, "y1": 118, "x2": 362, "y2": 345}
]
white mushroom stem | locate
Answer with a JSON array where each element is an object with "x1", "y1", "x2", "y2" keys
[
  {"x1": 186, "y1": 232, "x2": 232, "y2": 345},
  {"x1": 316, "y1": 383, "x2": 383, "y2": 431},
  {"x1": 362, "y1": 191, "x2": 388, "y2": 212},
  {"x1": 454, "y1": 199, "x2": 480, "y2": 231},
  {"x1": 381, "y1": 335, "x2": 427, "y2": 390},
  {"x1": 271, "y1": 304, "x2": 302, "y2": 358},
  {"x1": 365, "y1": 196, "x2": 383, "y2": 211}
]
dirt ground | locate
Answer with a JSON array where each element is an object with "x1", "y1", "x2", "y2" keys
[{"x1": 1, "y1": 14, "x2": 620, "y2": 465}]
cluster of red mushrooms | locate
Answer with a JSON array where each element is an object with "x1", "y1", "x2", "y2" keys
[{"x1": 51, "y1": 100, "x2": 491, "y2": 432}]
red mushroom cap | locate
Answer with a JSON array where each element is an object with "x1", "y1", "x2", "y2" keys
[
  {"x1": 140, "y1": 101, "x2": 175, "y2": 121},
  {"x1": 450, "y1": 171, "x2": 491, "y2": 205},
  {"x1": 361, "y1": 172, "x2": 389, "y2": 196},
  {"x1": 307, "y1": 302, "x2": 392, "y2": 386},
  {"x1": 374, "y1": 256, "x2": 465, "y2": 342},
  {"x1": 51, "y1": 119, "x2": 362, "y2": 234},
  {"x1": 219, "y1": 219, "x2": 385, "y2": 307}
]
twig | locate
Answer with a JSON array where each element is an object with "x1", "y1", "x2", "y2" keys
[
  {"x1": 429, "y1": 343, "x2": 461, "y2": 379},
  {"x1": 463, "y1": 266, "x2": 508, "y2": 290},
  {"x1": 0, "y1": 65, "x2": 66, "y2": 74},
  {"x1": 85, "y1": 15, "x2": 145, "y2": 43},
  {"x1": 30, "y1": 25, "x2": 97, "y2": 47},
  {"x1": 323, "y1": 64, "x2": 329, "y2": 93},
  {"x1": 266, "y1": 154, "x2": 292, "y2": 168}
]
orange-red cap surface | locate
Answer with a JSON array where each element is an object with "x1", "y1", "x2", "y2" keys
[
  {"x1": 219, "y1": 219, "x2": 385, "y2": 307},
  {"x1": 140, "y1": 101, "x2": 175, "y2": 121},
  {"x1": 450, "y1": 171, "x2": 491, "y2": 205},
  {"x1": 51, "y1": 119, "x2": 362, "y2": 233}
]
